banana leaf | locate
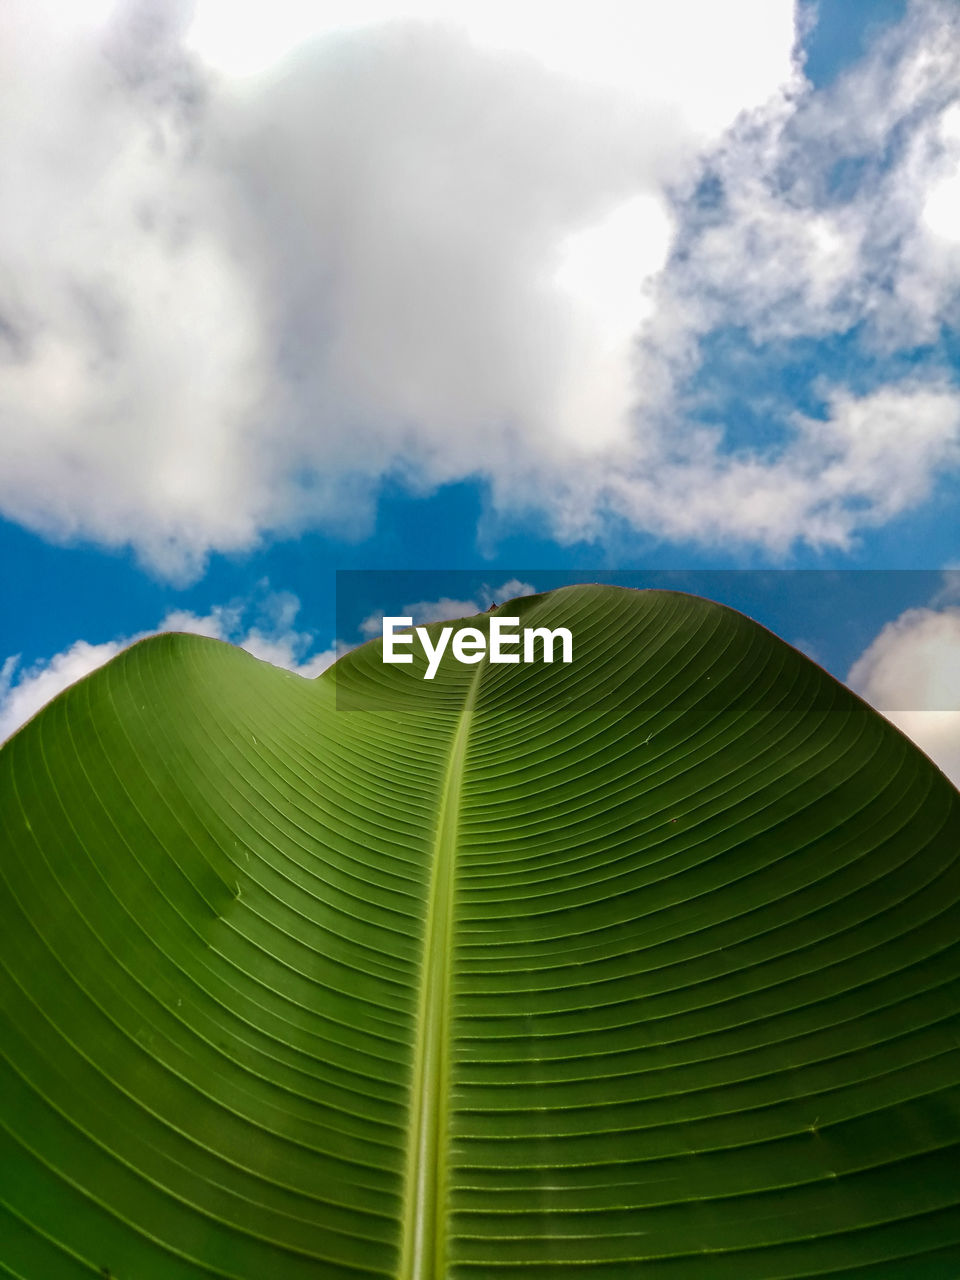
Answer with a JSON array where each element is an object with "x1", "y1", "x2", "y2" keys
[{"x1": 2, "y1": 584, "x2": 959, "y2": 1278}]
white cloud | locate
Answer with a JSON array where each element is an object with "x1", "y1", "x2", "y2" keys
[
  {"x1": 0, "y1": 585, "x2": 336, "y2": 744},
  {"x1": 848, "y1": 602, "x2": 960, "y2": 787},
  {"x1": 0, "y1": 0, "x2": 797, "y2": 576},
  {"x1": 524, "y1": 381, "x2": 960, "y2": 554},
  {"x1": 184, "y1": 0, "x2": 796, "y2": 134},
  {"x1": 922, "y1": 103, "x2": 960, "y2": 243},
  {"x1": 0, "y1": 1, "x2": 276, "y2": 582},
  {"x1": 2, "y1": 1, "x2": 959, "y2": 574},
  {"x1": 696, "y1": 1, "x2": 960, "y2": 350},
  {"x1": 657, "y1": 2, "x2": 960, "y2": 353},
  {"x1": 0, "y1": 640, "x2": 129, "y2": 744}
]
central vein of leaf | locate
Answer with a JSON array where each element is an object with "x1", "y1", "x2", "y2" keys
[{"x1": 400, "y1": 663, "x2": 483, "y2": 1280}]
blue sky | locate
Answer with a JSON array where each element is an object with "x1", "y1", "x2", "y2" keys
[{"x1": 2, "y1": 0, "x2": 960, "y2": 777}]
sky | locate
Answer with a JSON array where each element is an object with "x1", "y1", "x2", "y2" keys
[{"x1": 2, "y1": 0, "x2": 960, "y2": 780}]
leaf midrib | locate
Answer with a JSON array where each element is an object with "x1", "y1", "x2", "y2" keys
[{"x1": 399, "y1": 659, "x2": 484, "y2": 1279}]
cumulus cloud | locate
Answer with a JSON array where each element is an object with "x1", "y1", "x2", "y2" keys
[
  {"x1": 0, "y1": 585, "x2": 336, "y2": 743},
  {"x1": 0, "y1": 1, "x2": 276, "y2": 581},
  {"x1": 848, "y1": 600, "x2": 960, "y2": 787},
  {"x1": 2, "y1": 0, "x2": 959, "y2": 576}
]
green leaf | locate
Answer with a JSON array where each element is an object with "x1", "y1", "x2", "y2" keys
[{"x1": 2, "y1": 584, "x2": 959, "y2": 1278}]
